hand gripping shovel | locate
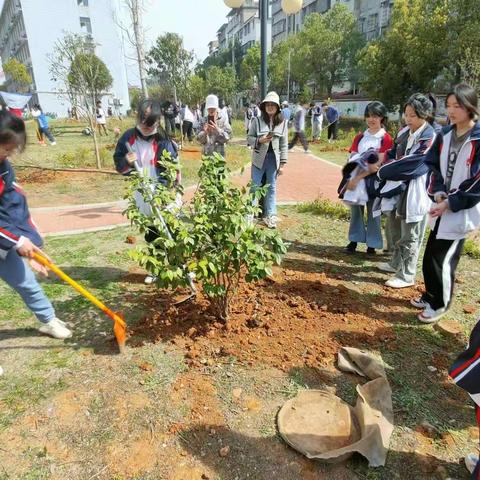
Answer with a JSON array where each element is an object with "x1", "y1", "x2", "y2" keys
[
  {"x1": 32, "y1": 252, "x2": 127, "y2": 353},
  {"x1": 127, "y1": 143, "x2": 196, "y2": 305}
]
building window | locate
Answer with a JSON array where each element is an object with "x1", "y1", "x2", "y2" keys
[
  {"x1": 77, "y1": 0, "x2": 88, "y2": 6},
  {"x1": 79, "y1": 16, "x2": 92, "y2": 34}
]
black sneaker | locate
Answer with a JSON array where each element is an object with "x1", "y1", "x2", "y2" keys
[
  {"x1": 345, "y1": 241, "x2": 357, "y2": 253},
  {"x1": 366, "y1": 247, "x2": 376, "y2": 255}
]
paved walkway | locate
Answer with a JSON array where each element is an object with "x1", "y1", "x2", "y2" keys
[{"x1": 32, "y1": 148, "x2": 342, "y2": 237}]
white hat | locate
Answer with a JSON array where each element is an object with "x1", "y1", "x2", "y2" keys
[
  {"x1": 282, "y1": 100, "x2": 289, "y2": 106},
  {"x1": 261, "y1": 91, "x2": 280, "y2": 108},
  {"x1": 205, "y1": 94, "x2": 219, "y2": 110}
]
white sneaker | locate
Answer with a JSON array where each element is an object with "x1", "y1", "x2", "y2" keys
[
  {"x1": 385, "y1": 277, "x2": 415, "y2": 289},
  {"x1": 144, "y1": 274, "x2": 157, "y2": 285},
  {"x1": 465, "y1": 453, "x2": 479, "y2": 474},
  {"x1": 411, "y1": 297, "x2": 429, "y2": 309},
  {"x1": 39, "y1": 318, "x2": 72, "y2": 339},
  {"x1": 0, "y1": 365, "x2": 3, "y2": 376},
  {"x1": 51, "y1": 142, "x2": 57, "y2": 146},
  {"x1": 377, "y1": 262, "x2": 396, "y2": 273},
  {"x1": 263, "y1": 216, "x2": 277, "y2": 229},
  {"x1": 418, "y1": 306, "x2": 447, "y2": 324}
]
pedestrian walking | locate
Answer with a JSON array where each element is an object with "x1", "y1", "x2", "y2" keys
[
  {"x1": 288, "y1": 99, "x2": 310, "y2": 153},
  {"x1": 413, "y1": 83, "x2": 480, "y2": 323},
  {"x1": 343, "y1": 101, "x2": 393, "y2": 255},
  {"x1": 247, "y1": 91, "x2": 288, "y2": 229},
  {"x1": 180, "y1": 104, "x2": 195, "y2": 142},
  {"x1": 0, "y1": 110, "x2": 72, "y2": 376},
  {"x1": 376, "y1": 93, "x2": 436, "y2": 288},
  {"x1": 197, "y1": 94, "x2": 232, "y2": 157},
  {"x1": 96, "y1": 100, "x2": 108, "y2": 136},
  {"x1": 281, "y1": 101, "x2": 291, "y2": 123}
]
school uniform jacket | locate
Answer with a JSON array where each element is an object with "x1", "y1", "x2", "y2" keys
[
  {"x1": 377, "y1": 123, "x2": 436, "y2": 223},
  {"x1": 425, "y1": 122, "x2": 480, "y2": 240},
  {"x1": 0, "y1": 159, "x2": 42, "y2": 254}
]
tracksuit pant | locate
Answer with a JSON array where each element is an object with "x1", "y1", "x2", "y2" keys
[
  {"x1": 288, "y1": 130, "x2": 308, "y2": 151},
  {"x1": 328, "y1": 121, "x2": 339, "y2": 140},
  {"x1": 0, "y1": 248, "x2": 55, "y2": 323},
  {"x1": 182, "y1": 121, "x2": 193, "y2": 141},
  {"x1": 388, "y1": 213, "x2": 427, "y2": 283},
  {"x1": 421, "y1": 220, "x2": 465, "y2": 311}
]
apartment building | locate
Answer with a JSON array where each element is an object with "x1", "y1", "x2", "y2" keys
[
  {"x1": 209, "y1": 0, "x2": 272, "y2": 59},
  {"x1": 0, "y1": 0, "x2": 129, "y2": 116},
  {"x1": 271, "y1": 0, "x2": 394, "y2": 47}
]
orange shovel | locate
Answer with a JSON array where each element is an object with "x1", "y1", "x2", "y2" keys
[{"x1": 33, "y1": 252, "x2": 127, "y2": 353}]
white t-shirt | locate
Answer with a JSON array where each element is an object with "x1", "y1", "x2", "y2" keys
[{"x1": 96, "y1": 107, "x2": 106, "y2": 124}]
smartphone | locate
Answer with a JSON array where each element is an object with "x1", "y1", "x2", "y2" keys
[{"x1": 208, "y1": 115, "x2": 215, "y2": 124}]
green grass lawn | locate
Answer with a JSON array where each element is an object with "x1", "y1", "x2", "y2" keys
[
  {"x1": 0, "y1": 206, "x2": 478, "y2": 479},
  {"x1": 16, "y1": 118, "x2": 251, "y2": 207}
]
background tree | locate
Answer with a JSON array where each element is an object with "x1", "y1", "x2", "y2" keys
[
  {"x1": 117, "y1": 0, "x2": 149, "y2": 98},
  {"x1": 49, "y1": 33, "x2": 113, "y2": 169},
  {"x1": 147, "y1": 32, "x2": 194, "y2": 104},
  {"x1": 183, "y1": 74, "x2": 206, "y2": 107},
  {"x1": 359, "y1": 0, "x2": 449, "y2": 109},
  {"x1": 296, "y1": 5, "x2": 364, "y2": 96},
  {"x1": 239, "y1": 43, "x2": 260, "y2": 97},
  {"x1": 2, "y1": 58, "x2": 32, "y2": 93},
  {"x1": 204, "y1": 66, "x2": 238, "y2": 105}
]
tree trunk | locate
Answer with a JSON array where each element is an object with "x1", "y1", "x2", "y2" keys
[
  {"x1": 89, "y1": 96, "x2": 101, "y2": 169},
  {"x1": 132, "y1": 0, "x2": 148, "y2": 99}
]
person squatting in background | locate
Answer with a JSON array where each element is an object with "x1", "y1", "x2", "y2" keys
[
  {"x1": 247, "y1": 91, "x2": 288, "y2": 230},
  {"x1": 197, "y1": 94, "x2": 232, "y2": 157},
  {"x1": 288, "y1": 98, "x2": 310, "y2": 153},
  {"x1": 310, "y1": 101, "x2": 323, "y2": 142},
  {"x1": 0, "y1": 110, "x2": 72, "y2": 378},
  {"x1": 322, "y1": 102, "x2": 340, "y2": 142},
  {"x1": 342, "y1": 101, "x2": 394, "y2": 255},
  {"x1": 412, "y1": 83, "x2": 480, "y2": 323},
  {"x1": 376, "y1": 93, "x2": 436, "y2": 289},
  {"x1": 31, "y1": 105, "x2": 56, "y2": 146},
  {"x1": 113, "y1": 99, "x2": 181, "y2": 285}
]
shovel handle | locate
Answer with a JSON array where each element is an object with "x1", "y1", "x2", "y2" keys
[{"x1": 32, "y1": 252, "x2": 126, "y2": 328}]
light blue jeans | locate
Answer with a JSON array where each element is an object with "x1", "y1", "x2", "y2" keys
[
  {"x1": 348, "y1": 200, "x2": 383, "y2": 249},
  {"x1": 0, "y1": 248, "x2": 55, "y2": 323},
  {"x1": 251, "y1": 151, "x2": 278, "y2": 217}
]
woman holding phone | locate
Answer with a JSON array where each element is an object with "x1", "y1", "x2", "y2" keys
[
  {"x1": 247, "y1": 91, "x2": 288, "y2": 229},
  {"x1": 197, "y1": 94, "x2": 232, "y2": 157}
]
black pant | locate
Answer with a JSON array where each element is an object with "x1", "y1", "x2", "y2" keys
[
  {"x1": 164, "y1": 116, "x2": 175, "y2": 137},
  {"x1": 288, "y1": 131, "x2": 308, "y2": 151},
  {"x1": 328, "y1": 121, "x2": 339, "y2": 140},
  {"x1": 182, "y1": 120, "x2": 193, "y2": 141},
  {"x1": 422, "y1": 220, "x2": 465, "y2": 310}
]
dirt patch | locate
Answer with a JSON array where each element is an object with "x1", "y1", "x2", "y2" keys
[
  {"x1": 130, "y1": 266, "x2": 393, "y2": 372},
  {"x1": 17, "y1": 169, "x2": 68, "y2": 185}
]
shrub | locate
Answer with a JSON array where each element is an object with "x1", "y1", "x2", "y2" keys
[{"x1": 126, "y1": 151, "x2": 287, "y2": 321}]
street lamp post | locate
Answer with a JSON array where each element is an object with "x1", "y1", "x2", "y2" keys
[{"x1": 223, "y1": 0, "x2": 303, "y2": 100}]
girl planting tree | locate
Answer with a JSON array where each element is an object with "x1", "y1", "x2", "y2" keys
[
  {"x1": 0, "y1": 111, "x2": 72, "y2": 375},
  {"x1": 413, "y1": 83, "x2": 480, "y2": 323}
]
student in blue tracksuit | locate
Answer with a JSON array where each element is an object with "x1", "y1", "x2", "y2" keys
[
  {"x1": 413, "y1": 84, "x2": 480, "y2": 323},
  {"x1": 0, "y1": 111, "x2": 72, "y2": 376},
  {"x1": 376, "y1": 93, "x2": 436, "y2": 289},
  {"x1": 322, "y1": 102, "x2": 340, "y2": 142},
  {"x1": 31, "y1": 104, "x2": 56, "y2": 146}
]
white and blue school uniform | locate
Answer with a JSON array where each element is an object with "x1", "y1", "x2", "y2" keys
[
  {"x1": 0, "y1": 160, "x2": 55, "y2": 323},
  {"x1": 347, "y1": 129, "x2": 393, "y2": 249}
]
